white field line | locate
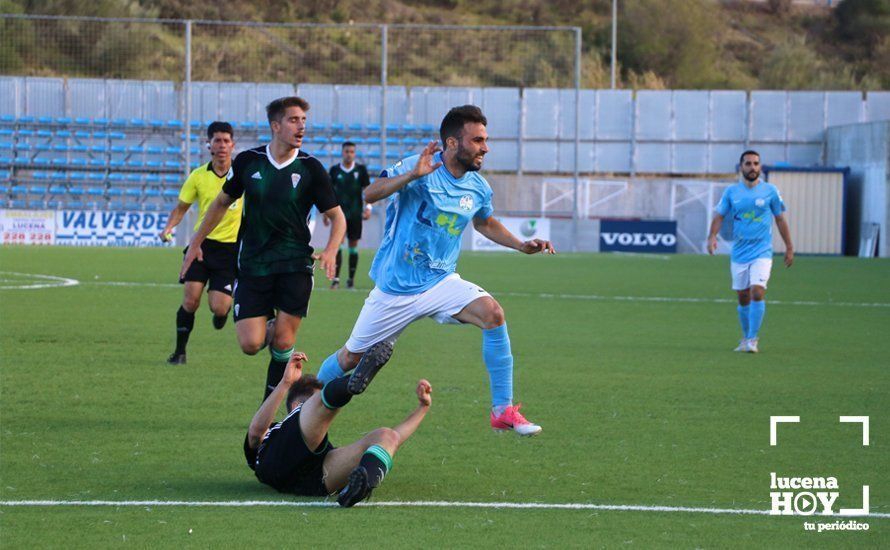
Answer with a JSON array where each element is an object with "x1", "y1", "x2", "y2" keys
[
  {"x1": 0, "y1": 271, "x2": 79, "y2": 290},
  {"x1": 2, "y1": 272, "x2": 890, "y2": 309},
  {"x1": 0, "y1": 499, "x2": 887, "y2": 518}
]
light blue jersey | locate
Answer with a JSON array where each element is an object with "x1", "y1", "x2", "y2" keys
[
  {"x1": 369, "y1": 153, "x2": 494, "y2": 295},
  {"x1": 715, "y1": 180, "x2": 786, "y2": 264}
]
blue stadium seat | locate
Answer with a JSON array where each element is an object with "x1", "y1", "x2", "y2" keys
[
  {"x1": 144, "y1": 174, "x2": 161, "y2": 184},
  {"x1": 107, "y1": 159, "x2": 124, "y2": 168},
  {"x1": 69, "y1": 158, "x2": 87, "y2": 167},
  {"x1": 143, "y1": 185, "x2": 161, "y2": 196},
  {"x1": 32, "y1": 158, "x2": 50, "y2": 167},
  {"x1": 108, "y1": 173, "x2": 125, "y2": 182},
  {"x1": 56, "y1": 117, "x2": 72, "y2": 125},
  {"x1": 124, "y1": 187, "x2": 142, "y2": 197},
  {"x1": 162, "y1": 189, "x2": 179, "y2": 199},
  {"x1": 0, "y1": 172, "x2": 9, "y2": 183},
  {"x1": 17, "y1": 129, "x2": 35, "y2": 137},
  {"x1": 32, "y1": 172, "x2": 49, "y2": 181},
  {"x1": 129, "y1": 119, "x2": 146, "y2": 127},
  {"x1": 310, "y1": 123, "x2": 326, "y2": 132},
  {"x1": 149, "y1": 119, "x2": 164, "y2": 128},
  {"x1": 143, "y1": 202, "x2": 160, "y2": 211},
  {"x1": 109, "y1": 201, "x2": 125, "y2": 210},
  {"x1": 17, "y1": 143, "x2": 32, "y2": 151},
  {"x1": 69, "y1": 173, "x2": 86, "y2": 183},
  {"x1": 75, "y1": 131, "x2": 91, "y2": 139},
  {"x1": 366, "y1": 123, "x2": 381, "y2": 132},
  {"x1": 56, "y1": 130, "x2": 72, "y2": 138},
  {"x1": 110, "y1": 145, "x2": 126, "y2": 154},
  {"x1": 419, "y1": 124, "x2": 435, "y2": 133},
  {"x1": 29, "y1": 199, "x2": 45, "y2": 209},
  {"x1": 68, "y1": 200, "x2": 84, "y2": 209},
  {"x1": 86, "y1": 187, "x2": 105, "y2": 196},
  {"x1": 0, "y1": 115, "x2": 14, "y2": 124},
  {"x1": 367, "y1": 165, "x2": 382, "y2": 174},
  {"x1": 87, "y1": 172, "x2": 104, "y2": 182},
  {"x1": 74, "y1": 117, "x2": 90, "y2": 125},
  {"x1": 38, "y1": 116, "x2": 52, "y2": 125},
  {"x1": 107, "y1": 187, "x2": 123, "y2": 197},
  {"x1": 365, "y1": 137, "x2": 381, "y2": 145},
  {"x1": 93, "y1": 131, "x2": 108, "y2": 139},
  {"x1": 146, "y1": 146, "x2": 163, "y2": 155},
  {"x1": 49, "y1": 185, "x2": 66, "y2": 195},
  {"x1": 89, "y1": 159, "x2": 106, "y2": 168},
  {"x1": 330, "y1": 123, "x2": 345, "y2": 132},
  {"x1": 166, "y1": 120, "x2": 182, "y2": 129},
  {"x1": 127, "y1": 145, "x2": 144, "y2": 154},
  {"x1": 11, "y1": 157, "x2": 28, "y2": 166},
  {"x1": 240, "y1": 121, "x2": 256, "y2": 130},
  {"x1": 145, "y1": 160, "x2": 162, "y2": 169},
  {"x1": 33, "y1": 144, "x2": 50, "y2": 152},
  {"x1": 258, "y1": 134, "x2": 271, "y2": 141},
  {"x1": 51, "y1": 158, "x2": 68, "y2": 167},
  {"x1": 0, "y1": 129, "x2": 13, "y2": 137},
  {"x1": 10, "y1": 199, "x2": 26, "y2": 209},
  {"x1": 386, "y1": 124, "x2": 400, "y2": 134},
  {"x1": 331, "y1": 136, "x2": 345, "y2": 145},
  {"x1": 124, "y1": 201, "x2": 141, "y2": 211},
  {"x1": 18, "y1": 116, "x2": 35, "y2": 124},
  {"x1": 108, "y1": 132, "x2": 126, "y2": 140},
  {"x1": 111, "y1": 118, "x2": 128, "y2": 127},
  {"x1": 402, "y1": 124, "x2": 417, "y2": 133},
  {"x1": 189, "y1": 120, "x2": 202, "y2": 129},
  {"x1": 69, "y1": 186, "x2": 85, "y2": 196},
  {"x1": 347, "y1": 137, "x2": 365, "y2": 144},
  {"x1": 163, "y1": 174, "x2": 179, "y2": 183},
  {"x1": 348, "y1": 123, "x2": 363, "y2": 132},
  {"x1": 46, "y1": 199, "x2": 61, "y2": 209},
  {"x1": 164, "y1": 146, "x2": 180, "y2": 155},
  {"x1": 164, "y1": 161, "x2": 181, "y2": 169},
  {"x1": 188, "y1": 147, "x2": 199, "y2": 155},
  {"x1": 52, "y1": 144, "x2": 68, "y2": 152},
  {"x1": 11, "y1": 185, "x2": 27, "y2": 195},
  {"x1": 37, "y1": 130, "x2": 53, "y2": 138},
  {"x1": 127, "y1": 160, "x2": 144, "y2": 168},
  {"x1": 89, "y1": 145, "x2": 105, "y2": 153},
  {"x1": 93, "y1": 118, "x2": 109, "y2": 126},
  {"x1": 0, "y1": 184, "x2": 7, "y2": 194},
  {"x1": 0, "y1": 141, "x2": 12, "y2": 151}
]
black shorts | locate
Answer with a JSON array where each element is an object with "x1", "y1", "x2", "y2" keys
[
  {"x1": 180, "y1": 239, "x2": 237, "y2": 295},
  {"x1": 233, "y1": 271, "x2": 313, "y2": 321},
  {"x1": 346, "y1": 216, "x2": 363, "y2": 242},
  {"x1": 254, "y1": 408, "x2": 334, "y2": 497}
]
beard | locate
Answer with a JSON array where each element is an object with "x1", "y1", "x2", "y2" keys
[
  {"x1": 743, "y1": 169, "x2": 759, "y2": 182},
  {"x1": 455, "y1": 145, "x2": 483, "y2": 172}
]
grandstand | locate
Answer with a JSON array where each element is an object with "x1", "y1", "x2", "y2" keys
[{"x1": 0, "y1": 113, "x2": 436, "y2": 211}]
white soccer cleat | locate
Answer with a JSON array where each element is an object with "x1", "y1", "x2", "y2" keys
[
  {"x1": 734, "y1": 339, "x2": 749, "y2": 352},
  {"x1": 746, "y1": 339, "x2": 759, "y2": 353}
]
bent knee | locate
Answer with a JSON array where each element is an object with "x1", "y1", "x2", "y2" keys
[
  {"x1": 370, "y1": 427, "x2": 400, "y2": 450},
  {"x1": 481, "y1": 301, "x2": 506, "y2": 329},
  {"x1": 182, "y1": 297, "x2": 200, "y2": 312},
  {"x1": 239, "y1": 340, "x2": 263, "y2": 355}
]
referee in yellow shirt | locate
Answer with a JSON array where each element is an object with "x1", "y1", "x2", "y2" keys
[{"x1": 160, "y1": 121, "x2": 242, "y2": 364}]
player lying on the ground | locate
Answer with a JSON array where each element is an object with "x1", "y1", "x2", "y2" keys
[{"x1": 244, "y1": 342, "x2": 430, "y2": 507}]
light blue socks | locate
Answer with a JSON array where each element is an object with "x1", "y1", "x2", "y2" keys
[
  {"x1": 317, "y1": 350, "x2": 346, "y2": 383},
  {"x1": 737, "y1": 304, "x2": 750, "y2": 338},
  {"x1": 482, "y1": 324, "x2": 514, "y2": 409},
  {"x1": 747, "y1": 300, "x2": 766, "y2": 340}
]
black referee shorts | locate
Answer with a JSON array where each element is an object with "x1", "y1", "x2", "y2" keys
[
  {"x1": 180, "y1": 239, "x2": 238, "y2": 295},
  {"x1": 232, "y1": 271, "x2": 313, "y2": 322}
]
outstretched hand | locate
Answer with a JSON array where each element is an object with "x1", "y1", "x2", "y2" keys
[
  {"x1": 519, "y1": 239, "x2": 555, "y2": 255},
  {"x1": 411, "y1": 141, "x2": 443, "y2": 179},
  {"x1": 313, "y1": 249, "x2": 337, "y2": 280},
  {"x1": 281, "y1": 351, "x2": 308, "y2": 387},
  {"x1": 416, "y1": 379, "x2": 432, "y2": 407}
]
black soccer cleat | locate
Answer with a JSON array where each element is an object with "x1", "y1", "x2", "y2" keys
[
  {"x1": 212, "y1": 314, "x2": 228, "y2": 330},
  {"x1": 346, "y1": 278, "x2": 355, "y2": 289},
  {"x1": 337, "y1": 466, "x2": 373, "y2": 508},
  {"x1": 347, "y1": 341, "x2": 394, "y2": 395},
  {"x1": 166, "y1": 352, "x2": 186, "y2": 365},
  {"x1": 331, "y1": 278, "x2": 340, "y2": 290}
]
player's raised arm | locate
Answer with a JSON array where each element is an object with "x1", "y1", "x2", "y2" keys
[
  {"x1": 473, "y1": 215, "x2": 555, "y2": 254},
  {"x1": 363, "y1": 141, "x2": 442, "y2": 203},
  {"x1": 180, "y1": 191, "x2": 236, "y2": 279},
  {"x1": 391, "y1": 379, "x2": 432, "y2": 444},
  {"x1": 247, "y1": 352, "x2": 307, "y2": 448}
]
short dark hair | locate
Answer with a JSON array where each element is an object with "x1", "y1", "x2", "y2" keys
[
  {"x1": 739, "y1": 150, "x2": 760, "y2": 164},
  {"x1": 286, "y1": 374, "x2": 323, "y2": 411},
  {"x1": 206, "y1": 121, "x2": 233, "y2": 140},
  {"x1": 439, "y1": 105, "x2": 487, "y2": 150},
  {"x1": 342, "y1": 141, "x2": 356, "y2": 150},
  {"x1": 266, "y1": 96, "x2": 310, "y2": 124}
]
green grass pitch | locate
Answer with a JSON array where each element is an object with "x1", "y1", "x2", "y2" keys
[{"x1": 1, "y1": 246, "x2": 888, "y2": 547}]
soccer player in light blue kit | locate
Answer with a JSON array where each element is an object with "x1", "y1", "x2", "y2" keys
[
  {"x1": 316, "y1": 105, "x2": 555, "y2": 436},
  {"x1": 707, "y1": 150, "x2": 794, "y2": 353}
]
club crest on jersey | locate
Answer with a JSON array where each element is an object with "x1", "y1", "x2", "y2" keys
[
  {"x1": 291, "y1": 174, "x2": 301, "y2": 188},
  {"x1": 755, "y1": 198, "x2": 766, "y2": 207},
  {"x1": 459, "y1": 194, "x2": 474, "y2": 211}
]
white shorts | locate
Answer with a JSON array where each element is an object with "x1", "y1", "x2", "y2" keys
[
  {"x1": 730, "y1": 258, "x2": 772, "y2": 291},
  {"x1": 345, "y1": 273, "x2": 491, "y2": 353}
]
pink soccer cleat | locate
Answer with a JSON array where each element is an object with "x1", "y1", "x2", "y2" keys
[{"x1": 490, "y1": 404, "x2": 542, "y2": 436}]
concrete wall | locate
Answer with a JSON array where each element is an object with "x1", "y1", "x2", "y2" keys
[{"x1": 826, "y1": 121, "x2": 890, "y2": 257}]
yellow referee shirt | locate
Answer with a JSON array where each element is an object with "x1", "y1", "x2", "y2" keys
[{"x1": 178, "y1": 162, "x2": 242, "y2": 243}]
